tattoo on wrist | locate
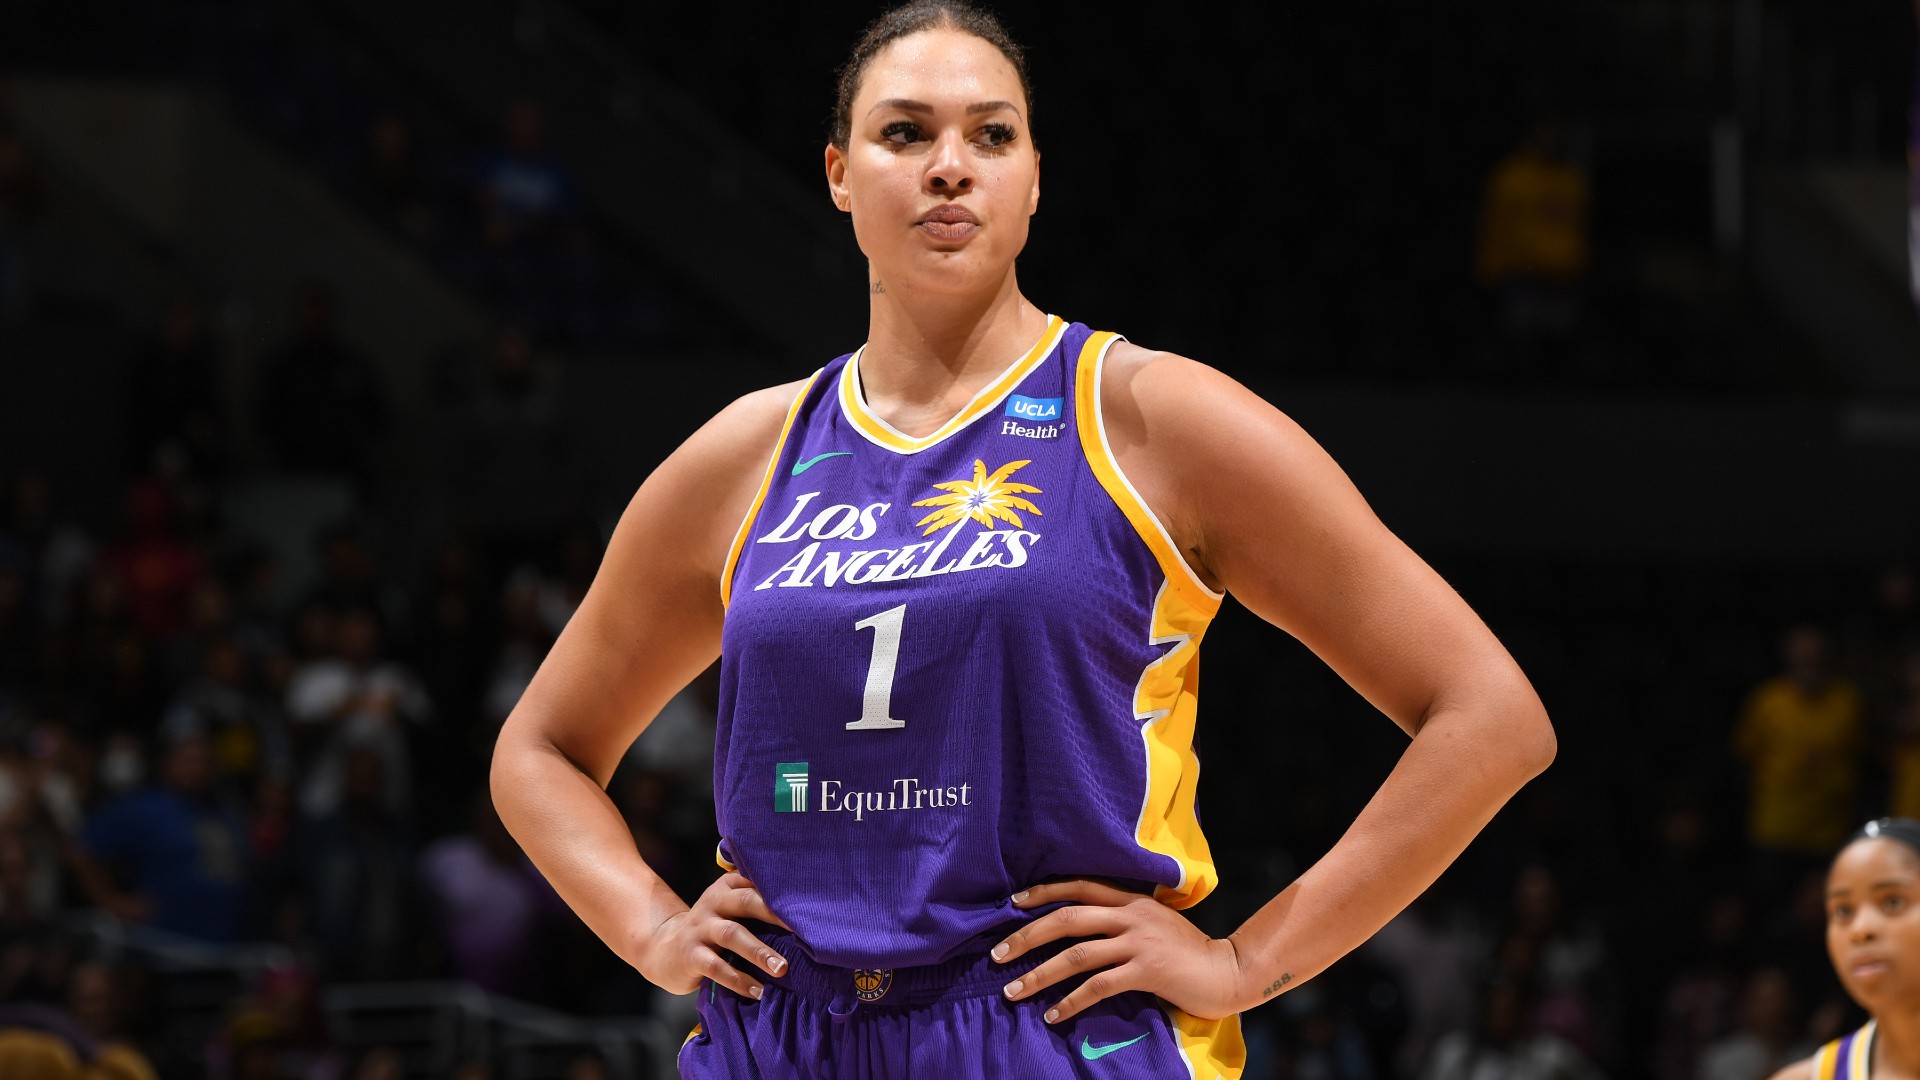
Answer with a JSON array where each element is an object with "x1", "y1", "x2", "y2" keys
[
  {"x1": 869, "y1": 281, "x2": 886, "y2": 294},
  {"x1": 1259, "y1": 973, "x2": 1293, "y2": 998}
]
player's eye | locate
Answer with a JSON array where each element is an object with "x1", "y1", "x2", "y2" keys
[
  {"x1": 976, "y1": 123, "x2": 1017, "y2": 151},
  {"x1": 881, "y1": 120, "x2": 923, "y2": 145},
  {"x1": 1831, "y1": 903, "x2": 1854, "y2": 922},
  {"x1": 1884, "y1": 894, "x2": 1907, "y2": 914}
]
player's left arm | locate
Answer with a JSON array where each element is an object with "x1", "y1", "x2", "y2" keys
[{"x1": 995, "y1": 345, "x2": 1555, "y2": 1022}]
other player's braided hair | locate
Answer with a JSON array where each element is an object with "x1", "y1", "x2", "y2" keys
[
  {"x1": 830, "y1": 1, "x2": 1032, "y2": 151},
  {"x1": 1844, "y1": 817, "x2": 1920, "y2": 862}
]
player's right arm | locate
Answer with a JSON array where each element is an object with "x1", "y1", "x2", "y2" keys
[
  {"x1": 1766, "y1": 1063, "x2": 1814, "y2": 1080},
  {"x1": 489, "y1": 379, "x2": 808, "y2": 999}
]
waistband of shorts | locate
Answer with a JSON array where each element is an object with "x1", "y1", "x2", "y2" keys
[{"x1": 739, "y1": 925, "x2": 1069, "y2": 1010}]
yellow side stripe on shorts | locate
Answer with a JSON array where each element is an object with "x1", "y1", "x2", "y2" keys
[{"x1": 1163, "y1": 1005, "x2": 1245, "y2": 1080}]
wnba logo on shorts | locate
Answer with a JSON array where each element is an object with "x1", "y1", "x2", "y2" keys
[
  {"x1": 1005, "y1": 395, "x2": 1063, "y2": 422},
  {"x1": 775, "y1": 762, "x2": 809, "y2": 812}
]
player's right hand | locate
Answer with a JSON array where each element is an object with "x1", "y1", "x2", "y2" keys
[{"x1": 637, "y1": 871, "x2": 792, "y2": 998}]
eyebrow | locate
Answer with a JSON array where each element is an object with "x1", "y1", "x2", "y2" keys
[
  {"x1": 868, "y1": 98, "x2": 1023, "y2": 119},
  {"x1": 1830, "y1": 879, "x2": 1915, "y2": 897}
]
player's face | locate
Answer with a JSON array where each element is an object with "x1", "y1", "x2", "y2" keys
[
  {"x1": 1826, "y1": 838, "x2": 1920, "y2": 1012},
  {"x1": 826, "y1": 28, "x2": 1039, "y2": 296}
]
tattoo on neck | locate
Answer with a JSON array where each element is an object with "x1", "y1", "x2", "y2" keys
[
  {"x1": 1260, "y1": 973, "x2": 1293, "y2": 998},
  {"x1": 869, "y1": 281, "x2": 886, "y2": 295}
]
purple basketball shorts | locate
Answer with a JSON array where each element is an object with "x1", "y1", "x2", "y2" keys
[{"x1": 676, "y1": 928, "x2": 1246, "y2": 1079}]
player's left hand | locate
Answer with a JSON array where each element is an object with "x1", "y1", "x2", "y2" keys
[{"x1": 991, "y1": 878, "x2": 1246, "y2": 1022}]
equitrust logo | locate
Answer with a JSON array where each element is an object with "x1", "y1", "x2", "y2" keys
[
  {"x1": 771, "y1": 762, "x2": 972, "y2": 821},
  {"x1": 774, "y1": 762, "x2": 809, "y2": 812}
]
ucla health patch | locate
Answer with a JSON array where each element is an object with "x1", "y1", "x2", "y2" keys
[{"x1": 1005, "y1": 395, "x2": 1063, "y2": 422}]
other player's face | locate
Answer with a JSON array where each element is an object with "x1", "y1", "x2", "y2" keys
[
  {"x1": 1826, "y1": 838, "x2": 1920, "y2": 1012},
  {"x1": 826, "y1": 28, "x2": 1039, "y2": 296}
]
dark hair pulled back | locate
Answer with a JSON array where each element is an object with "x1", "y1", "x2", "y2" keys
[
  {"x1": 1844, "y1": 817, "x2": 1920, "y2": 861},
  {"x1": 830, "y1": 1, "x2": 1032, "y2": 150}
]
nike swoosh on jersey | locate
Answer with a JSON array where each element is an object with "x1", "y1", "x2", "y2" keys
[
  {"x1": 791, "y1": 451, "x2": 853, "y2": 476},
  {"x1": 1080, "y1": 1033, "x2": 1149, "y2": 1061}
]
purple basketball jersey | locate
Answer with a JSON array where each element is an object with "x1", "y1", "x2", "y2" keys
[{"x1": 715, "y1": 317, "x2": 1223, "y2": 968}]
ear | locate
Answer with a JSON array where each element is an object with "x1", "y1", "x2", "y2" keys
[
  {"x1": 826, "y1": 143, "x2": 852, "y2": 213},
  {"x1": 1028, "y1": 152, "x2": 1041, "y2": 216}
]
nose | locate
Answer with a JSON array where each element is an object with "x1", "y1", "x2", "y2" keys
[
  {"x1": 924, "y1": 129, "x2": 975, "y2": 193},
  {"x1": 1850, "y1": 911, "x2": 1882, "y2": 943}
]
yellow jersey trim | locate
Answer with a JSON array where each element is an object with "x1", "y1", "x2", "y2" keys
[
  {"x1": 838, "y1": 315, "x2": 1067, "y2": 455},
  {"x1": 1075, "y1": 329, "x2": 1222, "y2": 908},
  {"x1": 720, "y1": 371, "x2": 822, "y2": 610},
  {"x1": 1814, "y1": 1041, "x2": 1838, "y2": 1080},
  {"x1": 1073, "y1": 331, "x2": 1224, "y2": 610},
  {"x1": 1164, "y1": 1005, "x2": 1246, "y2": 1079}
]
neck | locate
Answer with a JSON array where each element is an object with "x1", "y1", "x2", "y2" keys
[
  {"x1": 859, "y1": 268, "x2": 1048, "y2": 408},
  {"x1": 1877, "y1": 1009, "x2": 1920, "y2": 1077}
]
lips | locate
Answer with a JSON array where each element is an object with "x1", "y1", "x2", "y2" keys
[
  {"x1": 1847, "y1": 954, "x2": 1893, "y2": 981},
  {"x1": 916, "y1": 204, "x2": 979, "y2": 241}
]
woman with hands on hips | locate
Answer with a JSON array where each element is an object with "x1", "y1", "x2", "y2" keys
[{"x1": 490, "y1": 3, "x2": 1555, "y2": 1076}]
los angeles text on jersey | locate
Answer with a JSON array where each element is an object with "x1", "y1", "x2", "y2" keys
[{"x1": 752, "y1": 491, "x2": 1040, "y2": 591}]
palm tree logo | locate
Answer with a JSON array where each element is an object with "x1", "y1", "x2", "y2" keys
[{"x1": 909, "y1": 459, "x2": 1043, "y2": 536}]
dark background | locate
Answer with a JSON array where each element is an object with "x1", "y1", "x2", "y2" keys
[{"x1": 0, "y1": 1, "x2": 1915, "y2": 1078}]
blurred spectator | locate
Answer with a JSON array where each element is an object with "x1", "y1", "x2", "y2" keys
[
  {"x1": 354, "y1": 111, "x2": 438, "y2": 243},
  {"x1": 1653, "y1": 895, "x2": 1751, "y2": 1080},
  {"x1": 284, "y1": 606, "x2": 429, "y2": 819},
  {"x1": 418, "y1": 792, "x2": 561, "y2": 997},
  {"x1": 1421, "y1": 977, "x2": 1607, "y2": 1080},
  {"x1": 1474, "y1": 119, "x2": 1589, "y2": 363},
  {"x1": 442, "y1": 328, "x2": 588, "y2": 548},
  {"x1": 252, "y1": 282, "x2": 388, "y2": 491},
  {"x1": 0, "y1": 84, "x2": 45, "y2": 323},
  {"x1": 122, "y1": 297, "x2": 229, "y2": 482},
  {"x1": 1888, "y1": 648, "x2": 1920, "y2": 819},
  {"x1": 296, "y1": 520, "x2": 410, "y2": 645},
  {"x1": 1732, "y1": 625, "x2": 1863, "y2": 902},
  {"x1": 1696, "y1": 968, "x2": 1806, "y2": 1080},
  {"x1": 297, "y1": 744, "x2": 419, "y2": 982},
  {"x1": 481, "y1": 568, "x2": 554, "y2": 726},
  {"x1": 98, "y1": 479, "x2": 205, "y2": 642},
  {"x1": 1504, "y1": 865, "x2": 1609, "y2": 1060},
  {"x1": 76, "y1": 732, "x2": 249, "y2": 943},
  {"x1": 4, "y1": 470, "x2": 96, "y2": 632},
  {"x1": 160, "y1": 632, "x2": 289, "y2": 796},
  {"x1": 473, "y1": 101, "x2": 576, "y2": 247},
  {"x1": 1365, "y1": 888, "x2": 1482, "y2": 1077}
]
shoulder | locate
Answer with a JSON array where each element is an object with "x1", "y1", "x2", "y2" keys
[{"x1": 1093, "y1": 338, "x2": 1367, "y2": 583}]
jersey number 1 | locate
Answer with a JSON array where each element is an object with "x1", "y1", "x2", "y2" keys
[{"x1": 847, "y1": 603, "x2": 907, "y2": 730}]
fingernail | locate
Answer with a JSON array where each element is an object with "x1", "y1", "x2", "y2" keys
[
  {"x1": 1003, "y1": 980, "x2": 1022, "y2": 998},
  {"x1": 768, "y1": 955, "x2": 786, "y2": 973},
  {"x1": 1011, "y1": 890, "x2": 1029, "y2": 903},
  {"x1": 1044, "y1": 1008, "x2": 1060, "y2": 1024},
  {"x1": 751, "y1": 985, "x2": 764, "y2": 1000},
  {"x1": 991, "y1": 943, "x2": 1009, "y2": 961}
]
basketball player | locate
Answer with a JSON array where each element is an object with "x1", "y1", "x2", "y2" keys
[
  {"x1": 1770, "y1": 819, "x2": 1920, "y2": 1080},
  {"x1": 489, "y1": 3, "x2": 1556, "y2": 1076}
]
